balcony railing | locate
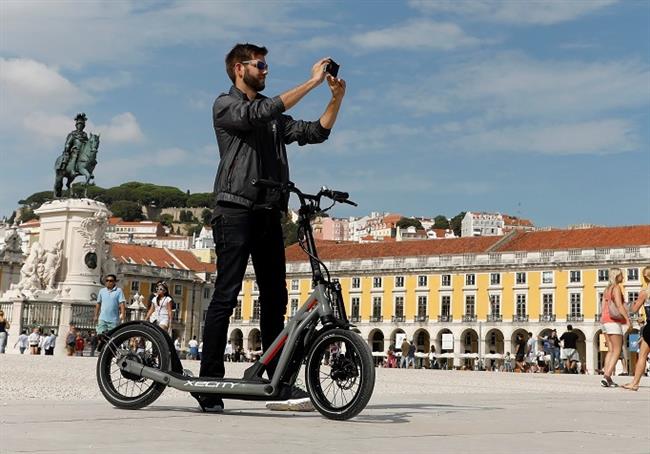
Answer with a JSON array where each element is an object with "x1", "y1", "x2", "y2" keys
[
  {"x1": 595, "y1": 313, "x2": 602, "y2": 322},
  {"x1": 350, "y1": 315, "x2": 361, "y2": 323},
  {"x1": 369, "y1": 315, "x2": 383, "y2": 323},
  {"x1": 487, "y1": 314, "x2": 503, "y2": 322},
  {"x1": 251, "y1": 315, "x2": 260, "y2": 323},
  {"x1": 539, "y1": 314, "x2": 556, "y2": 322},
  {"x1": 437, "y1": 315, "x2": 453, "y2": 322},
  {"x1": 567, "y1": 314, "x2": 584, "y2": 322},
  {"x1": 391, "y1": 315, "x2": 405, "y2": 323},
  {"x1": 462, "y1": 314, "x2": 477, "y2": 322},
  {"x1": 512, "y1": 315, "x2": 529, "y2": 323},
  {"x1": 414, "y1": 315, "x2": 429, "y2": 323}
]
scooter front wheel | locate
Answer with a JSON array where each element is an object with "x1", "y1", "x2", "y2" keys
[
  {"x1": 305, "y1": 328, "x2": 375, "y2": 420},
  {"x1": 96, "y1": 324, "x2": 170, "y2": 409}
]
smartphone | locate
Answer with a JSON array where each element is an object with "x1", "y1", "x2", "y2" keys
[{"x1": 325, "y1": 59, "x2": 340, "y2": 78}]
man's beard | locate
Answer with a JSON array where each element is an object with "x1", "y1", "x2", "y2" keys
[{"x1": 244, "y1": 69, "x2": 265, "y2": 92}]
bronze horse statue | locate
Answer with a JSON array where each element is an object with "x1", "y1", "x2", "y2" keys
[{"x1": 54, "y1": 133, "x2": 100, "y2": 197}]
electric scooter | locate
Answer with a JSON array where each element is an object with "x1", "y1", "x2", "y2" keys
[{"x1": 96, "y1": 180, "x2": 375, "y2": 420}]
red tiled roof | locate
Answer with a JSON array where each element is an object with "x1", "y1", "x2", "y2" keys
[
  {"x1": 286, "y1": 236, "x2": 502, "y2": 262},
  {"x1": 110, "y1": 243, "x2": 215, "y2": 273},
  {"x1": 502, "y1": 214, "x2": 534, "y2": 227},
  {"x1": 494, "y1": 225, "x2": 650, "y2": 252},
  {"x1": 19, "y1": 220, "x2": 40, "y2": 228},
  {"x1": 285, "y1": 225, "x2": 650, "y2": 262}
]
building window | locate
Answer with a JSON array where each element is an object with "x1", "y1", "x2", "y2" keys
[
  {"x1": 515, "y1": 272, "x2": 526, "y2": 285},
  {"x1": 291, "y1": 279, "x2": 299, "y2": 291},
  {"x1": 351, "y1": 297, "x2": 360, "y2": 319},
  {"x1": 253, "y1": 281, "x2": 259, "y2": 292},
  {"x1": 569, "y1": 293, "x2": 581, "y2": 317},
  {"x1": 627, "y1": 268, "x2": 639, "y2": 281},
  {"x1": 395, "y1": 276, "x2": 404, "y2": 288},
  {"x1": 516, "y1": 294, "x2": 526, "y2": 317},
  {"x1": 542, "y1": 271, "x2": 553, "y2": 284},
  {"x1": 130, "y1": 281, "x2": 140, "y2": 292},
  {"x1": 234, "y1": 300, "x2": 242, "y2": 320},
  {"x1": 441, "y1": 274, "x2": 451, "y2": 287},
  {"x1": 172, "y1": 303, "x2": 182, "y2": 322},
  {"x1": 352, "y1": 277, "x2": 361, "y2": 289},
  {"x1": 569, "y1": 270, "x2": 581, "y2": 283},
  {"x1": 542, "y1": 294, "x2": 553, "y2": 316},
  {"x1": 597, "y1": 269, "x2": 609, "y2": 282},
  {"x1": 252, "y1": 299, "x2": 260, "y2": 321},
  {"x1": 417, "y1": 295, "x2": 427, "y2": 318},
  {"x1": 441, "y1": 295, "x2": 451, "y2": 317},
  {"x1": 290, "y1": 298, "x2": 299, "y2": 317},
  {"x1": 628, "y1": 292, "x2": 639, "y2": 307},
  {"x1": 394, "y1": 296, "x2": 404, "y2": 318},
  {"x1": 490, "y1": 273, "x2": 500, "y2": 285},
  {"x1": 417, "y1": 275, "x2": 428, "y2": 287},
  {"x1": 372, "y1": 297, "x2": 382, "y2": 318},
  {"x1": 490, "y1": 294, "x2": 501, "y2": 315},
  {"x1": 174, "y1": 284, "x2": 182, "y2": 296},
  {"x1": 203, "y1": 288, "x2": 211, "y2": 299},
  {"x1": 465, "y1": 274, "x2": 475, "y2": 286},
  {"x1": 465, "y1": 295, "x2": 475, "y2": 317},
  {"x1": 373, "y1": 277, "x2": 382, "y2": 288}
]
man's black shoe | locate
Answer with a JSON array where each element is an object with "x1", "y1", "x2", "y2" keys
[{"x1": 192, "y1": 393, "x2": 225, "y2": 413}]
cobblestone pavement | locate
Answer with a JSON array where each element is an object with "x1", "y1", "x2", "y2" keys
[{"x1": 1, "y1": 355, "x2": 648, "y2": 454}]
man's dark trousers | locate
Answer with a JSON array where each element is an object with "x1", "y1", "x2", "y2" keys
[{"x1": 200, "y1": 209, "x2": 288, "y2": 380}]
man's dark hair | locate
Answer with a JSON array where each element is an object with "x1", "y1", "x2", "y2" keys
[
  {"x1": 105, "y1": 274, "x2": 117, "y2": 282},
  {"x1": 225, "y1": 43, "x2": 268, "y2": 83},
  {"x1": 567, "y1": 324, "x2": 573, "y2": 331}
]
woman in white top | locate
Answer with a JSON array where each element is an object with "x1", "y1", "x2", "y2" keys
[
  {"x1": 28, "y1": 328, "x2": 40, "y2": 355},
  {"x1": 146, "y1": 281, "x2": 174, "y2": 332}
]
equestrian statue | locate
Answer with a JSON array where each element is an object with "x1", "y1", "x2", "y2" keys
[{"x1": 54, "y1": 112, "x2": 101, "y2": 198}]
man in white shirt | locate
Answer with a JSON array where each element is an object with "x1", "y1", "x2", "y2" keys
[
  {"x1": 14, "y1": 330, "x2": 29, "y2": 354},
  {"x1": 224, "y1": 340, "x2": 233, "y2": 362},
  {"x1": 43, "y1": 330, "x2": 57, "y2": 355},
  {"x1": 188, "y1": 336, "x2": 199, "y2": 360}
]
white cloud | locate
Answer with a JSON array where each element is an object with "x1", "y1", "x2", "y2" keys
[
  {"x1": 391, "y1": 53, "x2": 650, "y2": 119},
  {"x1": 0, "y1": 1, "x2": 324, "y2": 68},
  {"x1": 80, "y1": 72, "x2": 133, "y2": 92},
  {"x1": 350, "y1": 20, "x2": 480, "y2": 50},
  {"x1": 95, "y1": 113, "x2": 144, "y2": 144},
  {"x1": 0, "y1": 58, "x2": 91, "y2": 128},
  {"x1": 408, "y1": 0, "x2": 618, "y2": 25},
  {"x1": 450, "y1": 119, "x2": 639, "y2": 155}
]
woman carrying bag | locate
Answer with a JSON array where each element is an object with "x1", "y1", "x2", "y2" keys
[{"x1": 600, "y1": 268, "x2": 632, "y2": 387}]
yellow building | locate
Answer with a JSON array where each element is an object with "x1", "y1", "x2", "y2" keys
[{"x1": 232, "y1": 225, "x2": 650, "y2": 373}]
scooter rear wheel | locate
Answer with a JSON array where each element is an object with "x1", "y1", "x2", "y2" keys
[
  {"x1": 96, "y1": 324, "x2": 170, "y2": 409},
  {"x1": 305, "y1": 328, "x2": 375, "y2": 420}
]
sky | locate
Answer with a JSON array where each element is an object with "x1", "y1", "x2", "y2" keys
[{"x1": 1, "y1": 0, "x2": 648, "y2": 228}]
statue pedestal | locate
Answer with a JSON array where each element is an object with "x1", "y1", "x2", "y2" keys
[{"x1": 35, "y1": 198, "x2": 111, "y2": 303}]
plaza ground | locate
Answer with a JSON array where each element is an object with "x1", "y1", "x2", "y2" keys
[{"x1": 1, "y1": 355, "x2": 648, "y2": 454}]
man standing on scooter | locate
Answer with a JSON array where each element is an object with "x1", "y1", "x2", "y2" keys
[{"x1": 196, "y1": 43, "x2": 346, "y2": 413}]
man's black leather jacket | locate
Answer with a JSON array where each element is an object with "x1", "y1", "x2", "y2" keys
[{"x1": 212, "y1": 86, "x2": 330, "y2": 211}]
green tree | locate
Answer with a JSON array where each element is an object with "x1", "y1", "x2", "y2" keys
[
  {"x1": 110, "y1": 200, "x2": 145, "y2": 221},
  {"x1": 396, "y1": 217, "x2": 423, "y2": 230},
  {"x1": 201, "y1": 208, "x2": 212, "y2": 225},
  {"x1": 433, "y1": 215, "x2": 450, "y2": 229},
  {"x1": 281, "y1": 214, "x2": 298, "y2": 246},
  {"x1": 186, "y1": 223, "x2": 204, "y2": 237},
  {"x1": 179, "y1": 210, "x2": 194, "y2": 223},
  {"x1": 160, "y1": 214, "x2": 174, "y2": 227},
  {"x1": 187, "y1": 192, "x2": 213, "y2": 208},
  {"x1": 449, "y1": 211, "x2": 466, "y2": 237},
  {"x1": 19, "y1": 207, "x2": 38, "y2": 222},
  {"x1": 19, "y1": 191, "x2": 53, "y2": 208}
]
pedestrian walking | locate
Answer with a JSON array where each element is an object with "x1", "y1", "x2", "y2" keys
[
  {"x1": 600, "y1": 268, "x2": 632, "y2": 387},
  {"x1": 0, "y1": 309, "x2": 10, "y2": 353},
  {"x1": 65, "y1": 324, "x2": 76, "y2": 356},
  {"x1": 560, "y1": 325, "x2": 580, "y2": 373},
  {"x1": 74, "y1": 333, "x2": 85, "y2": 356},
  {"x1": 43, "y1": 330, "x2": 56, "y2": 355},
  {"x1": 146, "y1": 281, "x2": 173, "y2": 332},
  {"x1": 88, "y1": 331, "x2": 98, "y2": 357},
  {"x1": 623, "y1": 266, "x2": 650, "y2": 391},
  {"x1": 188, "y1": 336, "x2": 199, "y2": 360},
  {"x1": 94, "y1": 274, "x2": 126, "y2": 337},
  {"x1": 28, "y1": 328, "x2": 40, "y2": 355},
  {"x1": 14, "y1": 329, "x2": 28, "y2": 354}
]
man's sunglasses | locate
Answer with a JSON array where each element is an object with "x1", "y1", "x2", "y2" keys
[
  {"x1": 241, "y1": 60, "x2": 268, "y2": 71},
  {"x1": 105, "y1": 279, "x2": 115, "y2": 283}
]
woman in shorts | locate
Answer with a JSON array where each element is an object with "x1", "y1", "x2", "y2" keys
[
  {"x1": 623, "y1": 266, "x2": 650, "y2": 391},
  {"x1": 146, "y1": 281, "x2": 174, "y2": 332},
  {"x1": 600, "y1": 268, "x2": 631, "y2": 387}
]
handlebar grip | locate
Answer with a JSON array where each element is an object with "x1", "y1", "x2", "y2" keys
[
  {"x1": 331, "y1": 190, "x2": 349, "y2": 201},
  {"x1": 343, "y1": 199, "x2": 358, "y2": 207}
]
